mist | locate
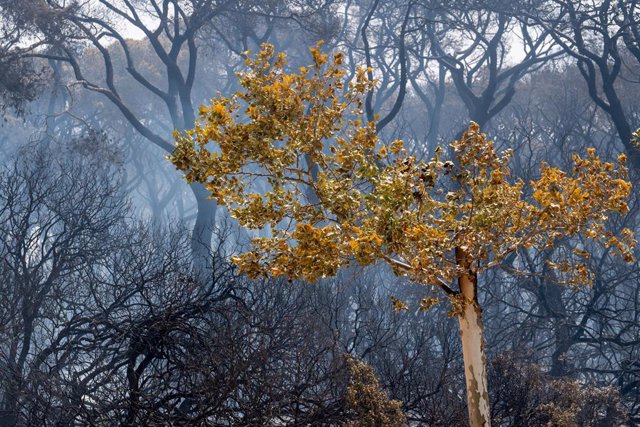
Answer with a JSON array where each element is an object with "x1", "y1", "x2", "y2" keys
[{"x1": 0, "y1": 1, "x2": 639, "y2": 425}]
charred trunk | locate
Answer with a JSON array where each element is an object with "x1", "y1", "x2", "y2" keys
[{"x1": 190, "y1": 182, "x2": 217, "y2": 284}]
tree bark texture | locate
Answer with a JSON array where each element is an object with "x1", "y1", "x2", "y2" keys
[{"x1": 456, "y1": 248, "x2": 491, "y2": 427}]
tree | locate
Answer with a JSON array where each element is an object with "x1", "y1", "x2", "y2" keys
[
  {"x1": 488, "y1": 352, "x2": 627, "y2": 426},
  {"x1": 0, "y1": 138, "x2": 365, "y2": 425},
  {"x1": 0, "y1": 139, "x2": 127, "y2": 426},
  {"x1": 527, "y1": 0, "x2": 640, "y2": 169},
  {"x1": 1, "y1": 0, "x2": 331, "y2": 280},
  {"x1": 0, "y1": 0, "x2": 228, "y2": 276},
  {"x1": 480, "y1": 68, "x2": 640, "y2": 420},
  {"x1": 344, "y1": 355, "x2": 406, "y2": 426},
  {"x1": 406, "y1": 1, "x2": 557, "y2": 133},
  {"x1": 170, "y1": 43, "x2": 635, "y2": 426}
]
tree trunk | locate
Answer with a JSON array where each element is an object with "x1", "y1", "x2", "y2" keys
[
  {"x1": 0, "y1": 376, "x2": 18, "y2": 427},
  {"x1": 190, "y1": 182, "x2": 217, "y2": 284},
  {"x1": 456, "y1": 248, "x2": 491, "y2": 427}
]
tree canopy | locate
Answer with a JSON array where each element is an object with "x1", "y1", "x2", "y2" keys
[{"x1": 172, "y1": 43, "x2": 635, "y2": 296}]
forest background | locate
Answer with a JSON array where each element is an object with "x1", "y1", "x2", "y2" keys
[{"x1": 0, "y1": 0, "x2": 639, "y2": 425}]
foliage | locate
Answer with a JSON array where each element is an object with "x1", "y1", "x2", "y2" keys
[
  {"x1": 345, "y1": 356, "x2": 407, "y2": 427},
  {"x1": 490, "y1": 353, "x2": 627, "y2": 426},
  {"x1": 0, "y1": 57, "x2": 46, "y2": 116},
  {"x1": 171, "y1": 43, "x2": 635, "y2": 302}
]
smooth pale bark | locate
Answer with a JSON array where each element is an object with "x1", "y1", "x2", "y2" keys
[{"x1": 456, "y1": 248, "x2": 491, "y2": 427}]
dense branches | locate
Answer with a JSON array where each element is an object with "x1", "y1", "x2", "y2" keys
[{"x1": 2, "y1": 0, "x2": 640, "y2": 425}]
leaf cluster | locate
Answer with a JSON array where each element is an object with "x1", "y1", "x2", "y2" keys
[{"x1": 171, "y1": 43, "x2": 635, "y2": 297}]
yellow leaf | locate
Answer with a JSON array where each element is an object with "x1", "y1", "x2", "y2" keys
[
  {"x1": 573, "y1": 249, "x2": 591, "y2": 259},
  {"x1": 391, "y1": 297, "x2": 409, "y2": 312},
  {"x1": 419, "y1": 297, "x2": 439, "y2": 312},
  {"x1": 389, "y1": 139, "x2": 403, "y2": 153}
]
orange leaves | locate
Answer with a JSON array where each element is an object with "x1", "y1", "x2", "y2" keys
[
  {"x1": 230, "y1": 189, "x2": 299, "y2": 229},
  {"x1": 288, "y1": 224, "x2": 342, "y2": 281},
  {"x1": 211, "y1": 102, "x2": 227, "y2": 117},
  {"x1": 450, "y1": 122, "x2": 504, "y2": 171},
  {"x1": 377, "y1": 145, "x2": 388, "y2": 159},
  {"x1": 389, "y1": 139, "x2": 404, "y2": 154},
  {"x1": 171, "y1": 43, "x2": 634, "y2": 294},
  {"x1": 545, "y1": 260, "x2": 592, "y2": 286},
  {"x1": 527, "y1": 147, "x2": 633, "y2": 270},
  {"x1": 605, "y1": 228, "x2": 636, "y2": 263},
  {"x1": 231, "y1": 225, "x2": 343, "y2": 283},
  {"x1": 345, "y1": 228, "x2": 384, "y2": 266},
  {"x1": 531, "y1": 165, "x2": 566, "y2": 209},
  {"x1": 390, "y1": 297, "x2": 409, "y2": 312},
  {"x1": 419, "y1": 297, "x2": 440, "y2": 312},
  {"x1": 309, "y1": 41, "x2": 328, "y2": 67}
]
